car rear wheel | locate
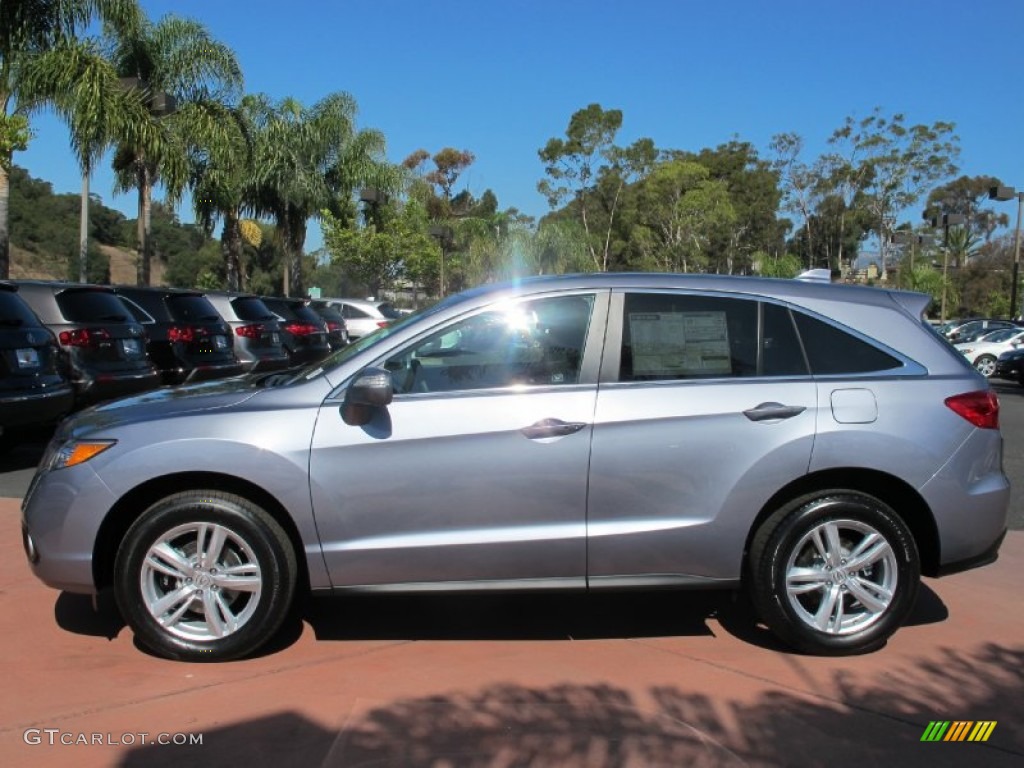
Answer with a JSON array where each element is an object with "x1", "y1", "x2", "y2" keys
[
  {"x1": 749, "y1": 491, "x2": 919, "y2": 655},
  {"x1": 973, "y1": 354, "x2": 997, "y2": 377},
  {"x1": 114, "y1": 491, "x2": 297, "y2": 662}
]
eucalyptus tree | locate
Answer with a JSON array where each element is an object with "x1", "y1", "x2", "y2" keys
[
  {"x1": 634, "y1": 159, "x2": 735, "y2": 273},
  {"x1": 832, "y1": 108, "x2": 959, "y2": 281},
  {"x1": 0, "y1": 0, "x2": 139, "y2": 279},
  {"x1": 924, "y1": 175, "x2": 1008, "y2": 243},
  {"x1": 538, "y1": 103, "x2": 656, "y2": 272},
  {"x1": 247, "y1": 92, "x2": 398, "y2": 297},
  {"x1": 107, "y1": 13, "x2": 243, "y2": 285},
  {"x1": 770, "y1": 132, "x2": 818, "y2": 268}
]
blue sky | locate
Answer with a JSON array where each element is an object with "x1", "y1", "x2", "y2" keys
[{"x1": 16, "y1": 0, "x2": 1024, "y2": 251}]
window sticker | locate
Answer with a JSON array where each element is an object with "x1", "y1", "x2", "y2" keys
[{"x1": 629, "y1": 311, "x2": 731, "y2": 376}]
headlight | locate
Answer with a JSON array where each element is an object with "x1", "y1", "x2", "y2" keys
[{"x1": 48, "y1": 440, "x2": 117, "y2": 470}]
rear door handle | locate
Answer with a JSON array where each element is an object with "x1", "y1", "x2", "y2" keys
[
  {"x1": 520, "y1": 418, "x2": 588, "y2": 439},
  {"x1": 743, "y1": 402, "x2": 807, "y2": 422}
]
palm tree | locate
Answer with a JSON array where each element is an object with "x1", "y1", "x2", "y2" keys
[
  {"x1": 191, "y1": 99, "x2": 254, "y2": 291},
  {"x1": 247, "y1": 93, "x2": 399, "y2": 297},
  {"x1": 106, "y1": 13, "x2": 242, "y2": 285},
  {"x1": 26, "y1": 37, "x2": 149, "y2": 281},
  {"x1": 0, "y1": 0, "x2": 139, "y2": 279}
]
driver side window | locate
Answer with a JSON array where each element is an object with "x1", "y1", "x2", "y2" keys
[{"x1": 385, "y1": 294, "x2": 594, "y2": 394}]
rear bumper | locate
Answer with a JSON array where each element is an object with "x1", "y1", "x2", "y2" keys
[
  {"x1": 0, "y1": 384, "x2": 74, "y2": 429},
  {"x1": 935, "y1": 529, "x2": 1006, "y2": 577},
  {"x1": 241, "y1": 354, "x2": 290, "y2": 374},
  {"x1": 163, "y1": 360, "x2": 246, "y2": 385},
  {"x1": 73, "y1": 368, "x2": 162, "y2": 405}
]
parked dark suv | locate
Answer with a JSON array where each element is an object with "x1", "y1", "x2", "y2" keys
[
  {"x1": 15, "y1": 281, "x2": 161, "y2": 405},
  {"x1": 114, "y1": 286, "x2": 244, "y2": 385},
  {"x1": 308, "y1": 300, "x2": 350, "y2": 351},
  {"x1": 0, "y1": 281, "x2": 74, "y2": 442},
  {"x1": 202, "y1": 292, "x2": 290, "y2": 373},
  {"x1": 261, "y1": 296, "x2": 332, "y2": 365}
]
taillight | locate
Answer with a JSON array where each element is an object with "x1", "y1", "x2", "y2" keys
[
  {"x1": 168, "y1": 326, "x2": 208, "y2": 343},
  {"x1": 58, "y1": 328, "x2": 110, "y2": 347},
  {"x1": 326, "y1": 321, "x2": 342, "y2": 332},
  {"x1": 376, "y1": 321, "x2": 390, "y2": 329},
  {"x1": 945, "y1": 390, "x2": 999, "y2": 429},
  {"x1": 235, "y1": 323, "x2": 264, "y2": 339},
  {"x1": 285, "y1": 322, "x2": 320, "y2": 336}
]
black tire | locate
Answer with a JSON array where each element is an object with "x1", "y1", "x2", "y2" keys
[
  {"x1": 114, "y1": 490, "x2": 297, "y2": 662},
  {"x1": 748, "y1": 491, "x2": 919, "y2": 655}
]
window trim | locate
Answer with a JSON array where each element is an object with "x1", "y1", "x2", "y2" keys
[
  {"x1": 600, "y1": 289, "x2": 926, "y2": 385},
  {"x1": 352, "y1": 289, "x2": 611, "y2": 399}
]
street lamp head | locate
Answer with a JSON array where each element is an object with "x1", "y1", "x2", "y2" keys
[
  {"x1": 359, "y1": 188, "x2": 384, "y2": 204},
  {"x1": 990, "y1": 186, "x2": 1017, "y2": 202}
]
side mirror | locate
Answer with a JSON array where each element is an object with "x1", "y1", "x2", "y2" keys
[{"x1": 341, "y1": 367, "x2": 393, "y2": 426}]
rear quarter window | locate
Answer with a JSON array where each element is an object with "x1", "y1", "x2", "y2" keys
[{"x1": 793, "y1": 311, "x2": 902, "y2": 374}]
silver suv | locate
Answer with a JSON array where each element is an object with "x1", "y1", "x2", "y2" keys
[{"x1": 21, "y1": 274, "x2": 1009, "y2": 661}]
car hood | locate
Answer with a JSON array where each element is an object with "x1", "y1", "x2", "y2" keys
[{"x1": 59, "y1": 376, "x2": 264, "y2": 437}]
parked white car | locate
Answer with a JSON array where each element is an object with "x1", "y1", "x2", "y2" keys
[
  {"x1": 955, "y1": 327, "x2": 1024, "y2": 376},
  {"x1": 317, "y1": 297, "x2": 403, "y2": 340}
]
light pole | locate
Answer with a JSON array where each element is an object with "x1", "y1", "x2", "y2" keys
[
  {"x1": 359, "y1": 188, "x2": 385, "y2": 228},
  {"x1": 119, "y1": 78, "x2": 177, "y2": 287},
  {"x1": 890, "y1": 232, "x2": 933, "y2": 288},
  {"x1": 428, "y1": 225, "x2": 453, "y2": 297},
  {"x1": 989, "y1": 186, "x2": 1024, "y2": 319},
  {"x1": 925, "y1": 212, "x2": 965, "y2": 322}
]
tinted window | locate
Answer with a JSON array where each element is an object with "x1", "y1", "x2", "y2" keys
[
  {"x1": 168, "y1": 295, "x2": 222, "y2": 322},
  {"x1": 793, "y1": 311, "x2": 901, "y2": 374},
  {"x1": 386, "y1": 294, "x2": 594, "y2": 394},
  {"x1": 620, "y1": 293, "x2": 758, "y2": 381},
  {"x1": 377, "y1": 302, "x2": 402, "y2": 319},
  {"x1": 0, "y1": 290, "x2": 42, "y2": 327},
  {"x1": 56, "y1": 290, "x2": 130, "y2": 322},
  {"x1": 118, "y1": 297, "x2": 154, "y2": 323},
  {"x1": 231, "y1": 297, "x2": 276, "y2": 321},
  {"x1": 763, "y1": 302, "x2": 808, "y2": 376}
]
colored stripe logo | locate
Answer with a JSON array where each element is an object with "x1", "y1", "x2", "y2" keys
[{"x1": 921, "y1": 721, "x2": 997, "y2": 742}]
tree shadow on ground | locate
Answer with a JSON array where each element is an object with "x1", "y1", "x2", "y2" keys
[{"x1": 118, "y1": 643, "x2": 1024, "y2": 767}]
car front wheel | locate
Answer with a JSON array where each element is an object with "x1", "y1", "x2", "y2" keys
[
  {"x1": 749, "y1": 491, "x2": 919, "y2": 655},
  {"x1": 114, "y1": 491, "x2": 297, "y2": 662}
]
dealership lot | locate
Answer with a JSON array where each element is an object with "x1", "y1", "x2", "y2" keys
[{"x1": 1, "y1": 383, "x2": 1023, "y2": 766}]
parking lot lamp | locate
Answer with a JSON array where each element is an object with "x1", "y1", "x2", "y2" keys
[
  {"x1": 989, "y1": 186, "x2": 1024, "y2": 319},
  {"x1": 926, "y1": 213, "x2": 965, "y2": 322}
]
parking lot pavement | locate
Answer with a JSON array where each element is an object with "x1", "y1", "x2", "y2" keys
[{"x1": 1, "y1": 497, "x2": 1021, "y2": 768}]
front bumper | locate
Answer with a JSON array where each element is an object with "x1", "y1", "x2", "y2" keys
[{"x1": 20, "y1": 460, "x2": 117, "y2": 594}]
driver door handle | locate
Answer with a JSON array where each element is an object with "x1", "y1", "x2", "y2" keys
[
  {"x1": 743, "y1": 402, "x2": 807, "y2": 422},
  {"x1": 520, "y1": 418, "x2": 588, "y2": 439}
]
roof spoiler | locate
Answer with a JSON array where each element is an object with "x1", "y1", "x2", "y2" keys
[{"x1": 795, "y1": 269, "x2": 833, "y2": 283}]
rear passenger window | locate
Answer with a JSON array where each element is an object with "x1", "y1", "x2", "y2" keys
[
  {"x1": 793, "y1": 311, "x2": 902, "y2": 374},
  {"x1": 620, "y1": 293, "x2": 758, "y2": 380}
]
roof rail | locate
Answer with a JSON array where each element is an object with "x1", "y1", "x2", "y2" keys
[{"x1": 795, "y1": 269, "x2": 833, "y2": 283}]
